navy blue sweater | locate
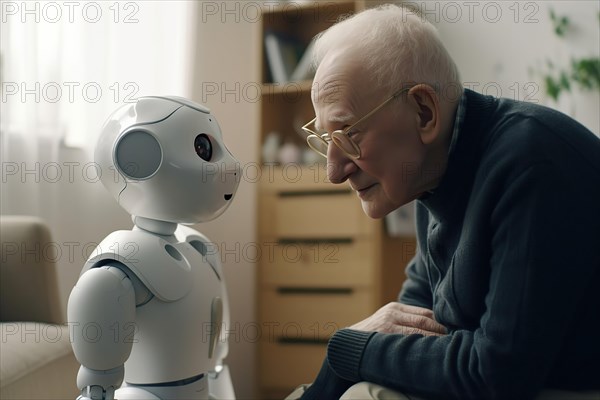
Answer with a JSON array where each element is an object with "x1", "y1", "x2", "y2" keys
[{"x1": 302, "y1": 89, "x2": 600, "y2": 400}]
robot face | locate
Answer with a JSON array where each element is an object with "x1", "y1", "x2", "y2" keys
[{"x1": 96, "y1": 97, "x2": 240, "y2": 224}]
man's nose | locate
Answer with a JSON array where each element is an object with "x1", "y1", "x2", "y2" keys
[{"x1": 326, "y1": 143, "x2": 357, "y2": 184}]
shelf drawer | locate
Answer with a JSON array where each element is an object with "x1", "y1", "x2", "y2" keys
[
  {"x1": 260, "y1": 238, "x2": 375, "y2": 286},
  {"x1": 260, "y1": 288, "x2": 374, "y2": 339},
  {"x1": 259, "y1": 340, "x2": 326, "y2": 390},
  {"x1": 261, "y1": 190, "x2": 374, "y2": 237}
]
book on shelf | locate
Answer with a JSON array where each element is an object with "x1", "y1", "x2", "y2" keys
[
  {"x1": 264, "y1": 31, "x2": 316, "y2": 84},
  {"x1": 290, "y1": 37, "x2": 316, "y2": 82}
]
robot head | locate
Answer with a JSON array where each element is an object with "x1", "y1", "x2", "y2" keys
[{"x1": 95, "y1": 96, "x2": 240, "y2": 224}]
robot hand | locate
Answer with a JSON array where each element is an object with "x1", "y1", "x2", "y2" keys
[{"x1": 77, "y1": 385, "x2": 115, "y2": 400}]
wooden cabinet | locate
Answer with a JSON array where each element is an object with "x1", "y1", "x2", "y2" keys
[{"x1": 256, "y1": 2, "x2": 416, "y2": 398}]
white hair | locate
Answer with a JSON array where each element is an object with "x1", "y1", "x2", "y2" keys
[{"x1": 313, "y1": 4, "x2": 462, "y2": 98}]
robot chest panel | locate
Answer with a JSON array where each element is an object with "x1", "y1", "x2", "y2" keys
[{"x1": 124, "y1": 249, "x2": 223, "y2": 383}]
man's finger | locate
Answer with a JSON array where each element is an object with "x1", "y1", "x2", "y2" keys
[
  {"x1": 392, "y1": 325, "x2": 446, "y2": 337},
  {"x1": 394, "y1": 302, "x2": 436, "y2": 318},
  {"x1": 394, "y1": 313, "x2": 447, "y2": 335}
]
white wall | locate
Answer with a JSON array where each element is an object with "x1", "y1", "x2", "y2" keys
[{"x1": 427, "y1": 0, "x2": 599, "y2": 134}]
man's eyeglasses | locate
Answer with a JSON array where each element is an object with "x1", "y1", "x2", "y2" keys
[{"x1": 302, "y1": 87, "x2": 411, "y2": 160}]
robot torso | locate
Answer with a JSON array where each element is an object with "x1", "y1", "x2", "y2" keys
[{"x1": 81, "y1": 224, "x2": 226, "y2": 385}]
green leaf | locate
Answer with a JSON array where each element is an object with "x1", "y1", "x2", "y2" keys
[
  {"x1": 545, "y1": 76, "x2": 560, "y2": 101},
  {"x1": 549, "y1": 9, "x2": 569, "y2": 37},
  {"x1": 571, "y1": 57, "x2": 600, "y2": 91},
  {"x1": 559, "y1": 71, "x2": 571, "y2": 91}
]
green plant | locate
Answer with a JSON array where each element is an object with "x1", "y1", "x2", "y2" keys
[
  {"x1": 550, "y1": 8, "x2": 570, "y2": 36},
  {"x1": 534, "y1": 9, "x2": 600, "y2": 101}
]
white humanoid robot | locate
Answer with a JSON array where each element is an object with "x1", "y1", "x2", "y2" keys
[{"x1": 67, "y1": 96, "x2": 240, "y2": 400}]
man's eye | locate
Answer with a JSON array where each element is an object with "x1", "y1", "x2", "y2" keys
[{"x1": 346, "y1": 129, "x2": 359, "y2": 138}]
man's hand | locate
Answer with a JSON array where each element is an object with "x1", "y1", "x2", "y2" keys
[{"x1": 349, "y1": 302, "x2": 447, "y2": 336}]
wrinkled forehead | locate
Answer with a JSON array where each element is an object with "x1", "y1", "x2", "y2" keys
[
  {"x1": 310, "y1": 76, "x2": 353, "y2": 130},
  {"x1": 311, "y1": 52, "x2": 381, "y2": 131}
]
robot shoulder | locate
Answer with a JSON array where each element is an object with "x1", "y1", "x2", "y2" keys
[
  {"x1": 174, "y1": 225, "x2": 224, "y2": 280},
  {"x1": 81, "y1": 230, "x2": 192, "y2": 302}
]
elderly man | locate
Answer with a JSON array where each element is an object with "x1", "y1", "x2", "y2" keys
[{"x1": 286, "y1": 4, "x2": 600, "y2": 400}]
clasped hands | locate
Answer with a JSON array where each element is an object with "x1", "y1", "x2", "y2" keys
[{"x1": 350, "y1": 302, "x2": 447, "y2": 336}]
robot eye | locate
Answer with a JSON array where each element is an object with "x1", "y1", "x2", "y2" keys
[{"x1": 194, "y1": 134, "x2": 212, "y2": 161}]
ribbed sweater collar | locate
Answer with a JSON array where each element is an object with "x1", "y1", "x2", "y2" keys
[{"x1": 419, "y1": 89, "x2": 497, "y2": 221}]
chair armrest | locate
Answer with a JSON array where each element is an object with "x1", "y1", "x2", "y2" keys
[{"x1": 0, "y1": 216, "x2": 63, "y2": 324}]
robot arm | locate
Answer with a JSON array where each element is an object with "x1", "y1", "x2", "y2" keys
[
  {"x1": 68, "y1": 265, "x2": 137, "y2": 400},
  {"x1": 207, "y1": 288, "x2": 234, "y2": 400},
  {"x1": 204, "y1": 244, "x2": 236, "y2": 400}
]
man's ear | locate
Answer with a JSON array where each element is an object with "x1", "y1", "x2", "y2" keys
[{"x1": 407, "y1": 84, "x2": 440, "y2": 145}]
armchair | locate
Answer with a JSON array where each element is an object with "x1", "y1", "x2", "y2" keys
[{"x1": 0, "y1": 215, "x2": 79, "y2": 399}]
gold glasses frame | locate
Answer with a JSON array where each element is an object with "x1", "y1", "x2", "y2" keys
[{"x1": 302, "y1": 87, "x2": 411, "y2": 160}]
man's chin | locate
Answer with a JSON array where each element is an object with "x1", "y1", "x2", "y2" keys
[{"x1": 360, "y1": 200, "x2": 389, "y2": 219}]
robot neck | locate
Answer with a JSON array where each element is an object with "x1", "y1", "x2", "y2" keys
[{"x1": 133, "y1": 216, "x2": 178, "y2": 236}]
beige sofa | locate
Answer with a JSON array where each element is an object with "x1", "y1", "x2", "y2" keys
[{"x1": 0, "y1": 215, "x2": 79, "y2": 399}]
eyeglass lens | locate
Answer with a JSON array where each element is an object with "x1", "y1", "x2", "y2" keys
[
  {"x1": 307, "y1": 136, "x2": 329, "y2": 156},
  {"x1": 331, "y1": 132, "x2": 359, "y2": 157}
]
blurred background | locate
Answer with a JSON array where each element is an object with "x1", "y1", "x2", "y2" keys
[{"x1": 1, "y1": 1, "x2": 598, "y2": 399}]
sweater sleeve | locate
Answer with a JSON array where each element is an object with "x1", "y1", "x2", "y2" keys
[
  {"x1": 300, "y1": 358, "x2": 356, "y2": 400},
  {"x1": 326, "y1": 162, "x2": 600, "y2": 399}
]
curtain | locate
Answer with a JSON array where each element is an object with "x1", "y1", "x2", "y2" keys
[{"x1": 1, "y1": 0, "x2": 198, "y2": 216}]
